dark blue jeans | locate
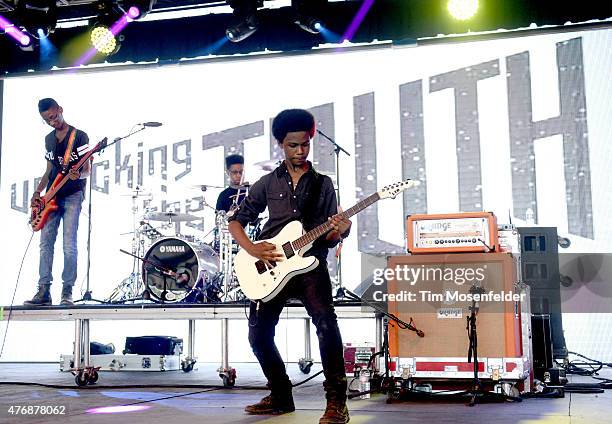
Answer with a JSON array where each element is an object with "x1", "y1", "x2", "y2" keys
[
  {"x1": 248, "y1": 262, "x2": 347, "y2": 402},
  {"x1": 38, "y1": 190, "x2": 84, "y2": 287}
]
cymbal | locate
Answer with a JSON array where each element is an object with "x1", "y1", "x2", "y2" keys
[
  {"x1": 253, "y1": 159, "x2": 281, "y2": 171},
  {"x1": 119, "y1": 186, "x2": 155, "y2": 197},
  {"x1": 144, "y1": 211, "x2": 201, "y2": 222},
  {"x1": 190, "y1": 184, "x2": 224, "y2": 190}
]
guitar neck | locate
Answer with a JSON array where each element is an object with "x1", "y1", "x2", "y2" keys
[{"x1": 292, "y1": 192, "x2": 380, "y2": 250}]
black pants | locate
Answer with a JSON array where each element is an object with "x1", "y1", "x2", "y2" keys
[{"x1": 248, "y1": 261, "x2": 347, "y2": 402}]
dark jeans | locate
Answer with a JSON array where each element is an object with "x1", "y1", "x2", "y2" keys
[{"x1": 248, "y1": 261, "x2": 347, "y2": 402}]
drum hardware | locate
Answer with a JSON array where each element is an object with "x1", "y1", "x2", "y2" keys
[
  {"x1": 143, "y1": 211, "x2": 201, "y2": 236},
  {"x1": 191, "y1": 184, "x2": 224, "y2": 191},
  {"x1": 144, "y1": 211, "x2": 201, "y2": 222},
  {"x1": 106, "y1": 186, "x2": 154, "y2": 303},
  {"x1": 117, "y1": 248, "x2": 178, "y2": 303},
  {"x1": 253, "y1": 159, "x2": 282, "y2": 172},
  {"x1": 119, "y1": 221, "x2": 165, "y2": 240},
  {"x1": 213, "y1": 210, "x2": 263, "y2": 303},
  {"x1": 118, "y1": 186, "x2": 155, "y2": 198},
  {"x1": 215, "y1": 210, "x2": 236, "y2": 301}
]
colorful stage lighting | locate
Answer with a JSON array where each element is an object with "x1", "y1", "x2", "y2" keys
[
  {"x1": 127, "y1": 6, "x2": 141, "y2": 19},
  {"x1": 87, "y1": 405, "x2": 151, "y2": 414},
  {"x1": 90, "y1": 25, "x2": 117, "y2": 55},
  {"x1": 0, "y1": 14, "x2": 32, "y2": 47},
  {"x1": 447, "y1": 0, "x2": 479, "y2": 21},
  {"x1": 294, "y1": 16, "x2": 324, "y2": 34}
]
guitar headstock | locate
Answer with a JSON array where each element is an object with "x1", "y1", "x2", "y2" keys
[
  {"x1": 378, "y1": 179, "x2": 420, "y2": 200},
  {"x1": 94, "y1": 137, "x2": 108, "y2": 153}
]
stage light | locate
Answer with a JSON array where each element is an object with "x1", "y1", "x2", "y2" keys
[
  {"x1": 20, "y1": 32, "x2": 32, "y2": 46},
  {"x1": 77, "y1": 3, "x2": 137, "y2": 65},
  {"x1": 15, "y1": 0, "x2": 57, "y2": 38},
  {"x1": 447, "y1": 0, "x2": 479, "y2": 21},
  {"x1": 226, "y1": 13, "x2": 259, "y2": 43},
  {"x1": 0, "y1": 13, "x2": 32, "y2": 47},
  {"x1": 292, "y1": 0, "x2": 327, "y2": 35},
  {"x1": 117, "y1": 1, "x2": 156, "y2": 19},
  {"x1": 90, "y1": 25, "x2": 117, "y2": 55},
  {"x1": 127, "y1": 6, "x2": 140, "y2": 19},
  {"x1": 87, "y1": 405, "x2": 151, "y2": 414},
  {"x1": 294, "y1": 16, "x2": 324, "y2": 34},
  {"x1": 226, "y1": 0, "x2": 262, "y2": 43}
]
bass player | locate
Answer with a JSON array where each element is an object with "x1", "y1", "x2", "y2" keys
[{"x1": 25, "y1": 98, "x2": 90, "y2": 307}]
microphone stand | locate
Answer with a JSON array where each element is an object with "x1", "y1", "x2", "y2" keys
[
  {"x1": 341, "y1": 288, "x2": 424, "y2": 399},
  {"x1": 464, "y1": 285, "x2": 521, "y2": 406},
  {"x1": 75, "y1": 124, "x2": 156, "y2": 305},
  {"x1": 74, "y1": 160, "x2": 106, "y2": 304},
  {"x1": 316, "y1": 129, "x2": 350, "y2": 299}
]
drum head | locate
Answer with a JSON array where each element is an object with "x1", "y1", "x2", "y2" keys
[{"x1": 142, "y1": 237, "x2": 219, "y2": 302}]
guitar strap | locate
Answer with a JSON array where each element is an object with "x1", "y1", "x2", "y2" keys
[
  {"x1": 300, "y1": 169, "x2": 324, "y2": 229},
  {"x1": 60, "y1": 127, "x2": 78, "y2": 174}
]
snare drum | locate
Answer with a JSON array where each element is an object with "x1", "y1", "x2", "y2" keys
[{"x1": 142, "y1": 236, "x2": 219, "y2": 302}]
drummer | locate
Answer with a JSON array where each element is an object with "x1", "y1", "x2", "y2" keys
[{"x1": 215, "y1": 154, "x2": 248, "y2": 214}]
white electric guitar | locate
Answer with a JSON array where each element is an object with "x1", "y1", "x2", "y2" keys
[{"x1": 234, "y1": 179, "x2": 420, "y2": 302}]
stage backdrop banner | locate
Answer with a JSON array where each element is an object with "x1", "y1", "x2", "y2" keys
[{"x1": 1, "y1": 27, "x2": 611, "y2": 362}]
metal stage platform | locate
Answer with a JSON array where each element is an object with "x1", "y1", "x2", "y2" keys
[{"x1": 2, "y1": 301, "x2": 381, "y2": 386}]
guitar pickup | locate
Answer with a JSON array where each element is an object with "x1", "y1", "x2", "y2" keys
[
  {"x1": 255, "y1": 260, "x2": 278, "y2": 274},
  {"x1": 255, "y1": 260, "x2": 267, "y2": 274},
  {"x1": 282, "y1": 242, "x2": 294, "y2": 259}
]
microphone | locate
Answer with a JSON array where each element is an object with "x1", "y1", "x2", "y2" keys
[
  {"x1": 176, "y1": 272, "x2": 190, "y2": 285},
  {"x1": 141, "y1": 122, "x2": 163, "y2": 127}
]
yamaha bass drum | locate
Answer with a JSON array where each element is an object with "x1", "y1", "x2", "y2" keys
[{"x1": 142, "y1": 236, "x2": 220, "y2": 302}]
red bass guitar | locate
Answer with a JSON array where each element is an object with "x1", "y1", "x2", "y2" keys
[{"x1": 29, "y1": 138, "x2": 108, "y2": 232}]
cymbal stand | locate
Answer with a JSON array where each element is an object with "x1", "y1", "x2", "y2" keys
[
  {"x1": 217, "y1": 211, "x2": 236, "y2": 302},
  {"x1": 105, "y1": 188, "x2": 148, "y2": 303}
]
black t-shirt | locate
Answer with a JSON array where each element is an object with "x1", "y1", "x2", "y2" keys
[
  {"x1": 44, "y1": 126, "x2": 89, "y2": 198},
  {"x1": 216, "y1": 186, "x2": 247, "y2": 212}
]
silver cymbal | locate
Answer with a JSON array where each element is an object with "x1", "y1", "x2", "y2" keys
[
  {"x1": 119, "y1": 186, "x2": 155, "y2": 197},
  {"x1": 190, "y1": 184, "x2": 224, "y2": 190},
  {"x1": 144, "y1": 211, "x2": 201, "y2": 222},
  {"x1": 253, "y1": 159, "x2": 282, "y2": 171}
]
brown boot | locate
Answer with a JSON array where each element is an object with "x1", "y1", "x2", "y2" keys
[
  {"x1": 319, "y1": 400, "x2": 349, "y2": 424},
  {"x1": 60, "y1": 285, "x2": 74, "y2": 306},
  {"x1": 23, "y1": 284, "x2": 52, "y2": 306},
  {"x1": 245, "y1": 394, "x2": 295, "y2": 415}
]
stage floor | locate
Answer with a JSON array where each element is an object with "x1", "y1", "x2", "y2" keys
[{"x1": 0, "y1": 363, "x2": 610, "y2": 424}]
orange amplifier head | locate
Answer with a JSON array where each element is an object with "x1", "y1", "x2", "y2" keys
[{"x1": 407, "y1": 212, "x2": 499, "y2": 254}]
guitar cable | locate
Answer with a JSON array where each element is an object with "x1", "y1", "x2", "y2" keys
[{"x1": 0, "y1": 229, "x2": 35, "y2": 359}]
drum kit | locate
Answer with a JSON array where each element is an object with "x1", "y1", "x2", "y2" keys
[{"x1": 106, "y1": 161, "x2": 278, "y2": 304}]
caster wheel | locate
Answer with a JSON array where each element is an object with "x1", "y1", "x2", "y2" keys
[
  {"x1": 222, "y1": 375, "x2": 235, "y2": 387},
  {"x1": 75, "y1": 372, "x2": 88, "y2": 387},
  {"x1": 299, "y1": 361, "x2": 313, "y2": 374},
  {"x1": 88, "y1": 370, "x2": 99, "y2": 384}
]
